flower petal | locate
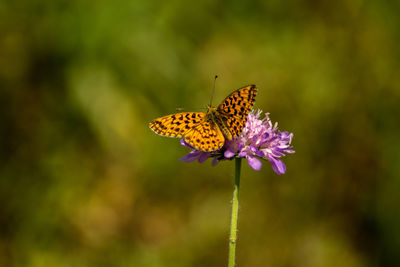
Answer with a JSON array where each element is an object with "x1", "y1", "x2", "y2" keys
[
  {"x1": 267, "y1": 156, "x2": 286, "y2": 175},
  {"x1": 179, "y1": 151, "x2": 200, "y2": 163},
  {"x1": 254, "y1": 150, "x2": 265, "y2": 157},
  {"x1": 246, "y1": 156, "x2": 262, "y2": 171},
  {"x1": 211, "y1": 157, "x2": 219, "y2": 166},
  {"x1": 198, "y1": 152, "x2": 210, "y2": 163},
  {"x1": 224, "y1": 149, "x2": 236, "y2": 159},
  {"x1": 238, "y1": 150, "x2": 248, "y2": 158},
  {"x1": 178, "y1": 153, "x2": 197, "y2": 163}
]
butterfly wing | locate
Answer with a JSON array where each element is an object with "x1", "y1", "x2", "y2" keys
[
  {"x1": 149, "y1": 112, "x2": 205, "y2": 138},
  {"x1": 183, "y1": 119, "x2": 225, "y2": 152},
  {"x1": 217, "y1": 84, "x2": 257, "y2": 137},
  {"x1": 149, "y1": 112, "x2": 225, "y2": 151}
]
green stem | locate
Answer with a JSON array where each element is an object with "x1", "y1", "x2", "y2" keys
[{"x1": 228, "y1": 157, "x2": 242, "y2": 267}]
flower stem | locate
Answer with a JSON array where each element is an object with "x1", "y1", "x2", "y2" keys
[{"x1": 228, "y1": 157, "x2": 242, "y2": 267}]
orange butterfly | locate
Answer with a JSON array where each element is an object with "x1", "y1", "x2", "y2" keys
[{"x1": 149, "y1": 85, "x2": 257, "y2": 152}]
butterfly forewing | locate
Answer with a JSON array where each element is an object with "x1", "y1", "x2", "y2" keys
[
  {"x1": 149, "y1": 112, "x2": 205, "y2": 138},
  {"x1": 217, "y1": 85, "x2": 258, "y2": 137}
]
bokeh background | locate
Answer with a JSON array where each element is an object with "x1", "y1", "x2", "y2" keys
[{"x1": 1, "y1": 0, "x2": 400, "y2": 266}]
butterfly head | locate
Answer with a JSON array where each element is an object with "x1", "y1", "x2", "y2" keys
[{"x1": 206, "y1": 105, "x2": 217, "y2": 114}]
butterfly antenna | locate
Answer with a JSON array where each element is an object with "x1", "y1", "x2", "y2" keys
[{"x1": 209, "y1": 75, "x2": 218, "y2": 106}]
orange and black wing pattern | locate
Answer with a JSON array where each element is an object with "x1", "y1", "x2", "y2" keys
[
  {"x1": 149, "y1": 112, "x2": 205, "y2": 138},
  {"x1": 217, "y1": 85, "x2": 257, "y2": 137},
  {"x1": 149, "y1": 112, "x2": 225, "y2": 151}
]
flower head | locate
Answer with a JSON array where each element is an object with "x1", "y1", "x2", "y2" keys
[{"x1": 179, "y1": 110, "x2": 294, "y2": 174}]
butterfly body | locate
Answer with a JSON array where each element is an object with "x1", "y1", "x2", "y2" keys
[
  {"x1": 205, "y1": 106, "x2": 233, "y2": 141},
  {"x1": 149, "y1": 85, "x2": 257, "y2": 152}
]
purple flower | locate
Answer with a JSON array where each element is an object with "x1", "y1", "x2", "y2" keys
[{"x1": 179, "y1": 110, "x2": 294, "y2": 175}]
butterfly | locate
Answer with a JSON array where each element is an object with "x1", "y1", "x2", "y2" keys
[{"x1": 149, "y1": 85, "x2": 258, "y2": 152}]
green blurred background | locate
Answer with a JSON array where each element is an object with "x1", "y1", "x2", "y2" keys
[{"x1": 1, "y1": 0, "x2": 400, "y2": 266}]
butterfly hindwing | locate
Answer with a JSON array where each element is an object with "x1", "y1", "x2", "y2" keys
[
  {"x1": 149, "y1": 112, "x2": 205, "y2": 138},
  {"x1": 184, "y1": 119, "x2": 225, "y2": 151},
  {"x1": 217, "y1": 85, "x2": 257, "y2": 137}
]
